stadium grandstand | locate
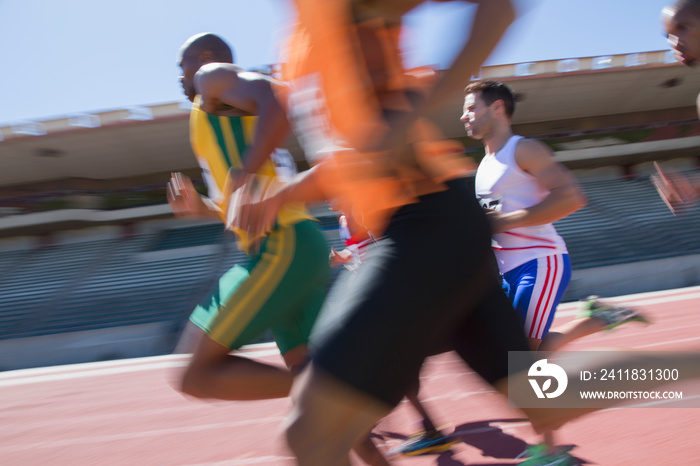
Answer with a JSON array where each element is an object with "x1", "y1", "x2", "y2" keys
[{"x1": 0, "y1": 50, "x2": 698, "y2": 371}]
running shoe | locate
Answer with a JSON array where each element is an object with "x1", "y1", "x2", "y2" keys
[
  {"x1": 388, "y1": 430, "x2": 455, "y2": 456},
  {"x1": 517, "y1": 444, "x2": 577, "y2": 465},
  {"x1": 578, "y1": 295, "x2": 651, "y2": 331}
]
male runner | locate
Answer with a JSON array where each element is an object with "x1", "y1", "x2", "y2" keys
[
  {"x1": 230, "y1": 2, "x2": 700, "y2": 464},
  {"x1": 228, "y1": 1, "x2": 552, "y2": 464},
  {"x1": 465, "y1": 80, "x2": 650, "y2": 463},
  {"x1": 168, "y1": 33, "x2": 330, "y2": 402},
  {"x1": 655, "y1": 1, "x2": 700, "y2": 211},
  {"x1": 464, "y1": 80, "x2": 649, "y2": 353},
  {"x1": 393, "y1": 81, "x2": 648, "y2": 461}
]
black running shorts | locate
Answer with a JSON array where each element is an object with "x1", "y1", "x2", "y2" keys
[{"x1": 310, "y1": 178, "x2": 533, "y2": 407}]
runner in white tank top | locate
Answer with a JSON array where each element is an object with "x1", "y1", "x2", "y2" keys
[
  {"x1": 460, "y1": 79, "x2": 651, "y2": 460},
  {"x1": 463, "y1": 81, "x2": 587, "y2": 347},
  {"x1": 468, "y1": 119, "x2": 644, "y2": 349},
  {"x1": 475, "y1": 134, "x2": 568, "y2": 274},
  {"x1": 465, "y1": 82, "x2": 648, "y2": 351}
]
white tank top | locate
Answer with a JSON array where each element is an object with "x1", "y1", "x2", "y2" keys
[{"x1": 475, "y1": 135, "x2": 568, "y2": 274}]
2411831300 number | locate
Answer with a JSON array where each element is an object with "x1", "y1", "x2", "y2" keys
[{"x1": 598, "y1": 368, "x2": 680, "y2": 381}]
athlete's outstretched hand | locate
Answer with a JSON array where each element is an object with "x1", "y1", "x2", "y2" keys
[
  {"x1": 652, "y1": 161, "x2": 699, "y2": 216},
  {"x1": 167, "y1": 172, "x2": 212, "y2": 219},
  {"x1": 329, "y1": 247, "x2": 353, "y2": 268},
  {"x1": 226, "y1": 174, "x2": 283, "y2": 253}
]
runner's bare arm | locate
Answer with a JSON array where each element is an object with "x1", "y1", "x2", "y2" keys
[
  {"x1": 376, "y1": 0, "x2": 516, "y2": 167},
  {"x1": 196, "y1": 65, "x2": 291, "y2": 179},
  {"x1": 229, "y1": 165, "x2": 326, "y2": 238},
  {"x1": 487, "y1": 139, "x2": 587, "y2": 233},
  {"x1": 652, "y1": 161, "x2": 700, "y2": 215},
  {"x1": 414, "y1": 0, "x2": 515, "y2": 117},
  {"x1": 224, "y1": 76, "x2": 291, "y2": 177}
]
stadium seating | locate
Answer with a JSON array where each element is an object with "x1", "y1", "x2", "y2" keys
[
  {"x1": 0, "y1": 173, "x2": 697, "y2": 345},
  {"x1": 555, "y1": 174, "x2": 700, "y2": 269}
]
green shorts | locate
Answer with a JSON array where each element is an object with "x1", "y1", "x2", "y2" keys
[{"x1": 189, "y1": 220, "x2": 330, "y2": 354}]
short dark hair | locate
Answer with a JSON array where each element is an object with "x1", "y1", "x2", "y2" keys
[
  {"x1": 464, "y1": 81, "x2": 515, "y2": 118},
  {"x1": 183, "y1": 33, "x2": 234, "y2": 63},
  {"x1": 672, "y1": 0, "x2": 700, "y2": 15}
]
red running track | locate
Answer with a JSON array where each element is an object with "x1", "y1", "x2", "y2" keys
[{"x1": 1, "y1": 286, "x2": 699, "y2": 465}]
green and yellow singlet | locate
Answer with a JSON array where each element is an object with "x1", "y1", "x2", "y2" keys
[{"x1": 189, "y1": 96, "x2": 313, "y2": 252}]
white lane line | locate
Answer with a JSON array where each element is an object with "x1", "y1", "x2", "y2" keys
[
  {"x1": 636, "y1": 335, "x2": 700, "y2": 348},
  {"x1": 419, "y1": 390, "x2": 494, "y2": 402},
  {"x1": 2, "y1": 287, "x2": 698, "y2": 387},
  {"x1": 555, "y1": 289, "x2": 700, "y2": 316},
  {"x1": 0, "y1": 416, "x2": 285, "y2": 453},
  {"x1": 0, "y1": 348, "x2": 280, "y2": 387},
  {"x1": 3, "y1": 404, "x2": 235, "y2": 428},
  {"x1": 0, "y1": 353, "x2": 190, "y2": 379},
  {"x1": 185, "y1": 456, "x2": 295, "y2": 465},
  {"x1": 0, "y1": 360, "x2": 188, "y2": 387}
]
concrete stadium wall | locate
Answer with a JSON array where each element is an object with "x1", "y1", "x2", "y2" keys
[
  {"x1": 0, "y1": 322, "x2": 174, "y2": 372},
  {"x1": 565, "y1": 253, "x2": 700, "y2": 301},
  {"x1": 1, "y1": 254, "x2": 698, "y2": 372}
]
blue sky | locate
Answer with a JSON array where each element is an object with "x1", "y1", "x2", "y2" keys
[{"x1": 0, "y1": 0, "x2": 675, "y2": 125}]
